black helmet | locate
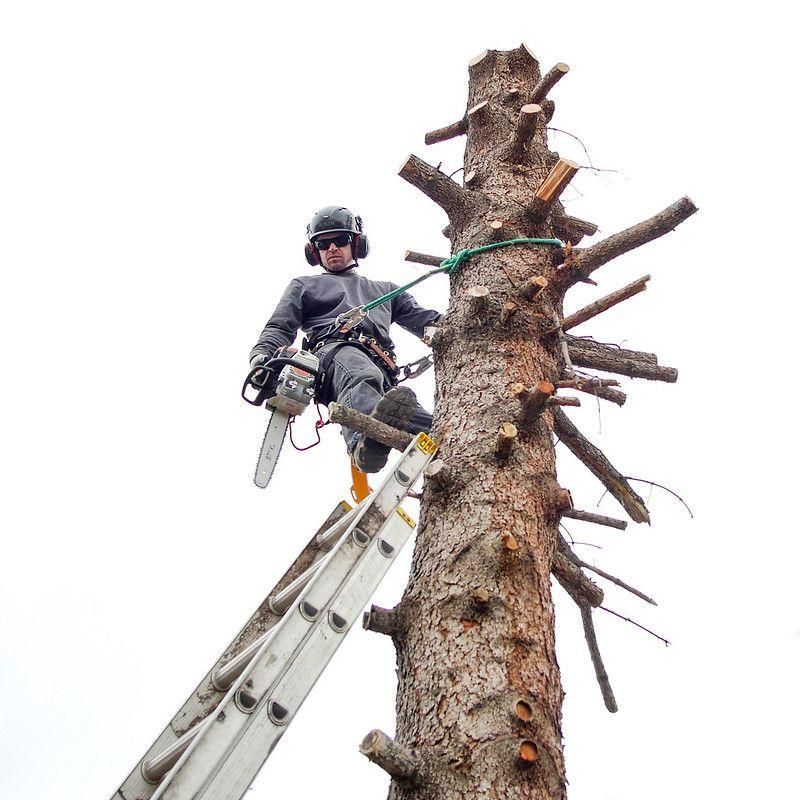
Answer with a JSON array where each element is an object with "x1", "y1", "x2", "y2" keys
[
  {"x1": 307, "y1": 206, "x2": 361, "y2": 240},
  {"x1": 304, "y1": 205, "x2": 370, "y2": 265}
]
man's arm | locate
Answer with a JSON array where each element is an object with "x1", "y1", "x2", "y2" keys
[
  {"x1": 390, "y1": 289, "x2": 442, "y2": 340},
  {"x1": 249, "y1": 278, "x2": 305, "y2": 365}
]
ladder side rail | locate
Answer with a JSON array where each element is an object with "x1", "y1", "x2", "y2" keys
[{"x1": 115, "y1": 501, "x2": 353, "y2": 800}]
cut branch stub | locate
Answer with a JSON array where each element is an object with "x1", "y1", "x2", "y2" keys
[
  {"x1": 360, "y1": 729, "x2": 422, "y2": 782},
  {"x1": 530, "y1": 62, "x2": 569, "y2": 104},
  {"x1": 405, "y1": 250, "x2": 446, "y2": 268},
  {"x1": 508, "y1": 103, "x2": 542, "y2": 162},
  {"x1": 362, "y1": 605, "x2": 400, "y2": 637},
  {"x1": 500, "y1": 301, "x2": 519, "y2": 325},
  {"x1": 552, "y1": 406, "x2": 650, "y2": 523},
  {"x1": 496, "y1": 422, "x2": 518, "y2": 458},
  {"x1": 511, "y1": 380, "x2": 554, "y2": 425},
  {"x1": 559, "y1": 274, "x2": 650, "y2": 332},
  {"x1": 398, "y1": 154, "x2": 467, "y2": 218},
  {"x1": 520, "y1": 275, "x2": 548, "y2": 301},
  {"x1": 468, "y1": 285, "x2": 490, "y2": 313},
  {"x1": 566, "y1": 196, "x2": 698, "y2": 286},
  {"x1": 557, "y1": 378, "x2": 627, "y2": 407},
  {"x1": 488, "y1": 219, "x2": 504, "y2": 239},
  {"x1": 513, "y1": 699, "x2": 534, "y2": 723},
  {"x1": 526, "y1": 159, "x2": 579, "y2": 221}
]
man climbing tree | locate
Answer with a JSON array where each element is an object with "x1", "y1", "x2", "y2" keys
[{"x1": 249, "y1": 205, "x2": 441, "y2": 472}]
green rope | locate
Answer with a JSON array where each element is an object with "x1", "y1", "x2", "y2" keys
[{"x1": 362, "y1": 237, "x2": 564, "y2": 312}]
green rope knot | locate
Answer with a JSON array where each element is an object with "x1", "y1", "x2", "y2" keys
[{"x1": 361, "y1": 236, "x2": 564, "y2": 312}]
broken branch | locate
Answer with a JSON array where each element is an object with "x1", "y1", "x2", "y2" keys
[
  {"x1": 579, "y1": 603, "x2": 618, "y2": 712},
  {"x1": 552, "y1": 407, "x2": 650, "y2": 523},
  {"x1": 398, "y1": 154, "x2": 467, "y2": 217},
  {"x1": 548, "y1": 395, "x2": 580, "y2": 407},
  {"x1": 567, "y1": 196, "x2": 698, "y2": 285}
]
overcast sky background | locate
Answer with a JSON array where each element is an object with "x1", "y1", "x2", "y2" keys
[{"x1": 1, "y1": 2, "x2": 797, "y2": 799}]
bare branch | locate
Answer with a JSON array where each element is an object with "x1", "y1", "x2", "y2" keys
[
  {"x1": 552, "y1": 407, "x2": 650, "y2": 524},
  {"x1": 561, "y1": 508, "x2": 628, "y2": 530},
  {"x1": 559, "y1": 275, "x2": 651, "y2": 332},
  {"x1": 405, "y1": 250, "x2": 446, "y2": 268},
  {"x1": 328, "y1": 403, "x2": 413, "y2": 453},
  {"x1": 360, "y1": 729, "x2": 422, "y2": 781},
  {"x1": 579, "y1": 603, "x2": 618, "y2": 712},
  {"x1": 548, "y1": 395, "x2": 580, "y2": 407},
  {"x1": 424, "y1": 100, "x2": 489, "y2": 145},
  {"x1": 568, "y1": 340, "x2": 678, "y2": 383},
  {"x1": 566, "y1": 196, "x2": 698, "y2": 285},
  {"x1": 398, "y1": 154, "x2": 467, "y2": 217},
  {"x1": 530, "y1": 62, "x2": 570, "y2": 104},
  {"x1": 557, "y1": 377, "x2": 627, "y2": 406},
  {"x1": 567, "y1": 336, "x2": 658, "y2": 364}
]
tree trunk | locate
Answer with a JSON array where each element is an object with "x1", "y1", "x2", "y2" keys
[{"x1": 392, "y1": 46, "x2": 569, "y2": 800}]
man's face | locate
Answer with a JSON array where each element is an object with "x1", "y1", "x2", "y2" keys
[{"x1": 315, "y1": 232, "x2": 354, "y2": 272}]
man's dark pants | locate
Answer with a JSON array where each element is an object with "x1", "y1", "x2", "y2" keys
[{"x1": 318, "y1": 343, "x2": 432, "y2": 453}]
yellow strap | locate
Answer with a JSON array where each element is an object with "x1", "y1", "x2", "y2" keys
[{"x1": 350, "y1": 460, "x2": 372, "y2": 503}]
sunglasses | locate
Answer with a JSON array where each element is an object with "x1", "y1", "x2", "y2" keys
[{"x1": 314, "y1": 233, "x2": 352, "y2": 250}]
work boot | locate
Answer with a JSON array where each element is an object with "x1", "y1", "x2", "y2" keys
[{"x1": 353, "y1": 386, "x2": 418, "y2": 473}]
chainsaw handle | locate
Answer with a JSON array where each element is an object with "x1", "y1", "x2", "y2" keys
[{"x1": 241, "y1": 357, "x2": 320, "y2": 407}]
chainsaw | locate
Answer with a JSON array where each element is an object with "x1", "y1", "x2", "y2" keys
[{"x1": 242, "y1": 346, "x2": 319, "y2": 488}]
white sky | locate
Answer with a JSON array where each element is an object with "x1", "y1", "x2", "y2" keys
[{"x1": 1, "y1": 2, "x2": 797, "y2": 799}]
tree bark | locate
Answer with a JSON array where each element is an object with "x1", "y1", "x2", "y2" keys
[{"x1": 392, "y1": 46, "x2": 568, "y2": 800}]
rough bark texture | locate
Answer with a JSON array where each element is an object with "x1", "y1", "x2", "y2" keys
[{"x1": 392, "y1": 46, "x2": 569, "y2": 800}]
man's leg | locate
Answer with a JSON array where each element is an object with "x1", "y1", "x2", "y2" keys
[{"x1": 320, "y1": 345, "x2": 432, "y2": 469}]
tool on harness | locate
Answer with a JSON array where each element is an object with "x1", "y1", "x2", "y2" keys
[{"x1": 242, "y1": 347, "x2": 319, "y2": 488}]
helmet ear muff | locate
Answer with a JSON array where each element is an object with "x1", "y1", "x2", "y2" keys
[
  {"x1": 354, "y1": 233, "x2": 369, "y2": 259},
  {"x1": 304, "y1": 241, "x2": 320, "y2": 266}
]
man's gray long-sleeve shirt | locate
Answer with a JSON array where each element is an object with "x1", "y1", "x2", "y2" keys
[{"x1": 249, "y1": 269, "x2": 442, "y2": 362}]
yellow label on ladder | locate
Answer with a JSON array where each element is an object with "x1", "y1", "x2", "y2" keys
[{"x1": 415, "y1": 433, "x2": 438, "y2": 455}]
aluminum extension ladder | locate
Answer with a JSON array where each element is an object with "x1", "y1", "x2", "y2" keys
[{"x1": 111, "y1": 432, "x2": 437, "y2": 800}]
